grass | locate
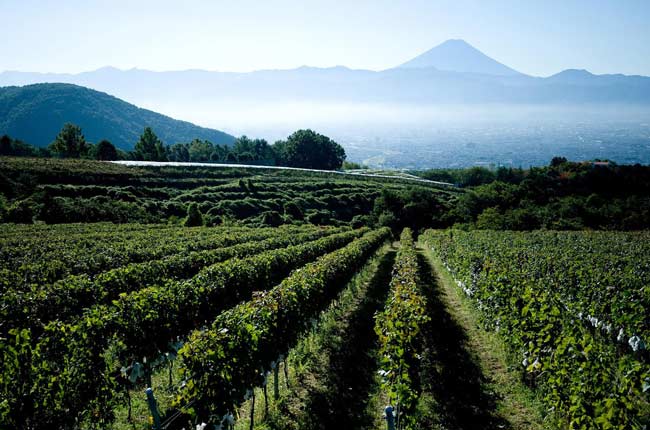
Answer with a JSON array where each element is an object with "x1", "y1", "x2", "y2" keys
[
  {"x1": 235, "y1": 244, "x2": 395, "y2": 430},
  {"x1": 418, "y1": 245, "x2": 549, "y2": 430}
]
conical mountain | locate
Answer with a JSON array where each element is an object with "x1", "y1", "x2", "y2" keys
[{"x1": 398, "y1": 39, "x2": 522, "y2": 76}]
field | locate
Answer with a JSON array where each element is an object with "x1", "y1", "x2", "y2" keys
[{"x1": 1, "y1": 158, "x2": 649, "y2": 430}]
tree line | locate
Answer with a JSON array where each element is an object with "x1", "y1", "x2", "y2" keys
[{"x1": 1, "y1": 124, "x2": 347, "y2": 170}]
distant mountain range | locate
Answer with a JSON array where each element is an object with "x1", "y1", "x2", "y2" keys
[
  {"x1": 0, "y1": 83, "x2": 235, "y2": 149},
  {"x1": 2, "y1": 39, "x2": 649, "y2": 108},
  {"x1": 1, "y1": 39, "x2": 649, "y2": 157}
]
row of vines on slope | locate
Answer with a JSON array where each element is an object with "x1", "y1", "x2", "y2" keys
[
  {"x1": 0, "y1": 224, "x2": 272, "y2": 292},
  {"x1": 0, "y1": 227, "x2": 367, "y2": 429},
  {"x1": 375, "y1": 228, "x2": 430, "y2": 429},
  {"x1": 421, "y1": 229, "x2": 650, "y2": 429},
  {"x1": 1, "y1": 225, "x2": 338, "y2": 333},
  {"x1": 176, "y1": 227, "x2": 391, "y2": 427}
]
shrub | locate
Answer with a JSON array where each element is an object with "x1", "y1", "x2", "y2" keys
[{"x1": 184, "y1": 203, "x2": 203, "y2": 227}]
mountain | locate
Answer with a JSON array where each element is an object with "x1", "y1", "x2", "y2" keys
[
  {"x1": 1, "y1": 41, "x2": 650, "y2": 121},
  {"x1": 397, "y1": 39, "x2": 522, "y2": 76},
  {"x1": 0, "y1": 83, "x2": 235, "y2": 149}
]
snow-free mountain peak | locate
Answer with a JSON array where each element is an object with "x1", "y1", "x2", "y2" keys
[{"x1": 397, "y1": 39, "x2": 522, "y2": 76}]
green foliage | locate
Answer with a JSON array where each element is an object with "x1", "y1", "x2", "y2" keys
[
  {"x1": 134, "y1": 127, "x2": 167, "y2": 161},
  {"x1": 283, "y1": 201, "x2": 304, "y2": 220},
  {"x1": 422, "y1": 229, "x2": 650, "y2": 429},
  {"x1": 0, "y1": 134, "x2": 50, "y2": 157},
  {"x1": 177, "y1": 228, "x2": 390, "y2": 422},
  {"x1": 417, "y1": 166, "x2": 499, "y2": 187},
  {"x1": 0, "y1": 226, "x2": 334, "y2": 335},
  {"x1": 92, "y1": 139, "x2": 119, "y2": 160},
  {"x1": 232, "y1": 135, "x2": 276, "y2": 165},
  {"x1": 0, "y1": 157, "x2": 453, "y2": 227},
  {"x1": 48, "y1": 123, "x2": 88, "y2": 158},
  {"x1": 5, "y1": 199, "x2": 35, "y2": 223},
  {"x1": 442, "y1": 160, "x2": 650, "y2": 230},
  {"x1": 342, "y1": 160, "x2": 368, "y2": 170},
  {"x1": 375, "y1": 229, "x2": 429, "y2": 428},
  {"x1": 372, "y1": 187, "x2": 450, "y2": 233},
  {"x1": 475, "y1": 206, "x2": 505, "y2": 229},
  {"x1": 260, "y1": 210, "x2": 283, "y2": 226},
  {"x1": 351, "y1": 214, "x2": 370, "y2": 229},
  {"x1": 0, "y1": 83, "x2": 235, "y2": 150},
  {"x1": 274, "y1": 129, "x2": 346, "y2": 170},
  {"x1": 0, "y1": 194, "x2": 6, "y2": 221},
  {"x1": 184, "y1": 202, "x2": 203, "y2": 226},
  {"x1": 1, "y1": 225, "x2": 365, "y2": 428}
]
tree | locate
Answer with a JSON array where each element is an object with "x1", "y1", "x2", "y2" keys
[
  {"x1": 187, "y1": 139, "x2": 215, "y2": 162},
  {"x1": 233, "y1": 136, "x2": 276, "y2": 165},
  {"x1": 49, "y1": 123, "x2": 88, "y2": 158},
  {"x1": 0, "y1": 135, "x2": 11, "y2": 155},
  {"x1": 476, "y1": 207, "x2": 505, "y2": 229},
  {"x1": 273, "y1": 129, "x2": 345, "y2": 170},
  {"x1": 184, "y1": 203, "x2": 203, "y2": 227},
  {"x1": 550, "y1": 156, "x2": 568, "y2": 167},
  {"x1": 134, "y1": 127, "x2": 167, "y2": 161},
  {"x1": 168, "y1": 143, "x2": 190, "y2": 162},
  {"x1": 93, "y1": 140, "x2": 119, "y2": 160}
]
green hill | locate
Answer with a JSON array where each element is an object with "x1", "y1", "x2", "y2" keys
[{"x1": 0, "y1": 83, "x2": 235, "y2": 150}]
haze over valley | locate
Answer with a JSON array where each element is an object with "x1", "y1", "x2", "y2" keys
[{"x1": 3, "y1": 39, "x2": 650, "y2": 168}]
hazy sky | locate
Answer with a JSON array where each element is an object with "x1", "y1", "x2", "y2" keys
[{"x1": 2, "y1": 0, "x2": 649, "y2": 76}]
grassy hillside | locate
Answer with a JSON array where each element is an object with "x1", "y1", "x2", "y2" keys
[{"x1": 0, "y1": 83, "x2": 235, "y2": 149}]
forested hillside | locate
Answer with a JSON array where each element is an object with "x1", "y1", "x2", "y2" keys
[{"x1": 0, "y1": 83, "x2": 235, "y2": 149}]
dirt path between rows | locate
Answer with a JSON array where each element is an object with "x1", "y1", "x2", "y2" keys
[{"x1": 417, "y1": 247, "x2": 548, "y2": 430}]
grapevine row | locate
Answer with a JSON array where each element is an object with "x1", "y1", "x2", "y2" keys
[
  {"x1": 0, "y1": 224, "x2": 284, "y2": 291},
  {"x1": 421, "y1": 229, "x2": 649, "y2": 429},
  {"x1": 1, "y1": 225, "x2": 339, "y2": 334},
  {"x1": 176, "y1": 227, "x2": 391, "y2": 424},
  {"x1": 374, "y1": 228, "x2": 430, "y2": 429}
]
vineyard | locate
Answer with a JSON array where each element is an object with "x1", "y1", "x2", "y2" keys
[
  {"x1": 1, "y1": 158, "x2": 649, "y2": 429},
  {"x1": 2, "y1": 222, "x2": 650, "y2": 429},
  {"x1": 421, "y1": 229, "x2": 650, "y2": 429},
  {"x1": 0, "y1": 157, "x2": 457, "y2": 227}
]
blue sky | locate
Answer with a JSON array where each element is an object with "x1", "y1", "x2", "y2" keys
[{"x1": 1, "y1": 0, "x2": 649, "y2": 76}]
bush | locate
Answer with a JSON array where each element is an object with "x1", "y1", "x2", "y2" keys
[
  {"x1": 283, "y1": 201, "x2": 304, "y2": 220},
  {"x1": 6, "y1": 199, "x2": 35, "y2": 223},
  {"x1": 260, "y1": 210, "x2": 283, "y2": 227},
  {"x1": 377, "y1": 211, "x2": 398, "y2": 230},
  {"x1": 184, "y1": 203, "x2": 203, "y2": 227},
  {"x1": 351, "y1": 214, "x2": 370, "y2": 229},
  {"x1": 0, "y1": 194, "x2": 6, "y2": 221},
  {"x1": 306, "y1": 210, "x2": 333, "y2": 225}
]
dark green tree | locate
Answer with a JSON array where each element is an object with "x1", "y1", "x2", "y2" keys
[
  {"x1": 49, "y1": 123, "x2": 88, "y2": 158},
  {"x1": 184, "y1": 203, "x2": 203, "y2": 227},
  {"x1": 134, "y1": 127, "x2": 167, "y2": 161},
  {"x1": 93, "y1": 140, "x2": 119, "y2": 160},
  {"x1": 168, "y1": 143, "x2": 190, "y2": 162},
  {"x1": 550, "y1": 156, "x2": 568, "y2": 167},
  {"x1": 0, "y1": 135, "x2": 11, "y2": 155},
  {"x1": 188, "y1": 139, "x2": 214, "y2": 162},
  {"x1": 273, "y1": 129, "x2": 345, "y2": 170},
  {"x1": 233, "y1": 136, "x2": 276, "y2": 165}
]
